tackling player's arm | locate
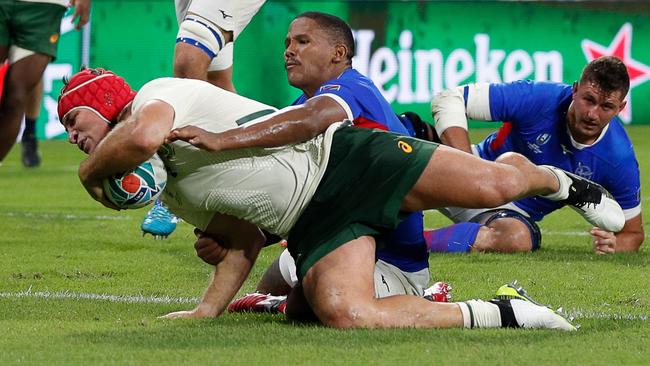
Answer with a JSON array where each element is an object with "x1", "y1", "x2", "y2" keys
[
  {"x1": 78, "y1": 100, "x2": 174, "y2": 205},
  {"x1": 166, "y1": 95, "x2": 347, "y2": 152},
  {"x1": 161, "y1": 213, "x2": 266, "y2": 319},
  {"x1": 592, "y1": 213, "x2": 644, "y2": 254}
]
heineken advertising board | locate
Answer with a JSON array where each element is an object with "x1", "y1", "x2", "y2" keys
[{"x1": 35, "y1": 1, "x2": 650, "y2": 139}]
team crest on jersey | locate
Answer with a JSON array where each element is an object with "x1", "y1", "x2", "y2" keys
[
  {"x1": 527, "y1": 133, "x2": 552, "y2": 154},
  {"x1": 536, "y1": 133, "x2": 551, "y2": 145},
  {"x1": 574, "y1": 162, "x2": 593, "y2": 179},
  {"x1": 320, "y1": 84, "x2": 341, "y2": 91}
]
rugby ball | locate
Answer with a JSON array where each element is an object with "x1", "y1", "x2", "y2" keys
[{"x1": 103, "y1": 154, "x2": 167, "y2": 209}]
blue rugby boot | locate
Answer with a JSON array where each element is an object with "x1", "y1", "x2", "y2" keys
[{"x1": 141, "y1": 200, "x2": 179, "y2": 239}]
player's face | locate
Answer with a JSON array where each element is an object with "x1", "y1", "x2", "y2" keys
[
  {"x1": 284, "y1": 18, "x2": 337, "y2": 96},
  {"x1": 62, "y1": 109, "x2": 112, "y2": 154},
  {"x1": 568, "y1": 81, "x2": 626, "y2": 144}
]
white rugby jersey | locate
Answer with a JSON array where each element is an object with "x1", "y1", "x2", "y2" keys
[{"x1": 132, "y1": 78, "x2": 339, "y2": 237}]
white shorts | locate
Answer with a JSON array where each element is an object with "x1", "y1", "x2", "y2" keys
[
  {"x1": 278, "y1": 248, "x2": 430, "y2": 298},
  {"x1": 374, "y1": 259, "x2": 430, "y2": 298},
  {"x1": 175, "y1": 0, "x2": 265, "y2": 71}
]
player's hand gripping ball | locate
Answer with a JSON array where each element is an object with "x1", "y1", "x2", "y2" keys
[{"x1": 103, "y1": 154, "x2": 167, "y2": 209}]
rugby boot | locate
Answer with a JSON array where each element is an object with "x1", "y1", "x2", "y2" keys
[
  {"x1": 21, "y1": 134, "x2": 41, "y2": 168},
  {"x1": 423, "y1": 281, "x2": 452, "y2": 302},
  {"x1": 141, "y1": 200, "x2": 179, "y2": 239},
  {"x1": 228, "y1": 292, "x2": 287, "y2": 314},
  {"x1": 543, "y1": 166, "x2": 624, "y2": 232},
  {"x1": 492, "y1": 280, "x2": 577, "y2": 331}
]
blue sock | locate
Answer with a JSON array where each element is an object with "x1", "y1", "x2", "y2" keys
[{"x1": 424, "y1": 222, "x2": 482, "y2": 253}]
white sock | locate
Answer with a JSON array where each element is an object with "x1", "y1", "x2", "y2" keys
[
  {"x1": 458, "y1": 300, "x2": 502, "y2": 328},
  {"x1": 540, "y1": 166, "x2": 570, "y2": 201}
]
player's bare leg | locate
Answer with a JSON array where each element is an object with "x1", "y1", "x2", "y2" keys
[
  {"x1": 402, "y1": 148, "x2": 560, "y2": 211},
  {"x1": 173, "y1": 43, "x2": 212, "y2": 81},
  {"x1": 21, "y1": 78, "x2": 44, "y2": 167},
  {"x1": 301, "y1": 236, "x2": 575, "y2": 330},
  {"x1": 207, "y1": 67, "x2": 235, "y2": 92},
  {"x1": 256, "y1": 256, "x2": 293, "y2": 295},
  {"x1": 0, "y1": 53, "x2": 50, "y2": 161},
  {"x1": 302, "y1": 236, "x2": 464, "y2": 329},
  {"x1": 404, "y1": 145, "x2": 624, "y2": 232}
]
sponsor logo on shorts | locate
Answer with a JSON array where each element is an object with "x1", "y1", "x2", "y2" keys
[
  {"x1": 219, "y1": 9, "x2": 233, "y2": 19},
  {"x1": 49, "y1": 33, "x2": 59, "y2": 44},
  {"x1": 397, "y1": 140, "x2": 413, "y2": 153}
]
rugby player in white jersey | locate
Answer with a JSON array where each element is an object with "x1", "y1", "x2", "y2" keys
[{"x1": 58, "y1": 67, "x2": 625, "y2": 330}]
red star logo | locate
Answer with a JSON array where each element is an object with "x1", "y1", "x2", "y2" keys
[{"x1": 581, "y1": 23, "x2": 650, "y2": 123}]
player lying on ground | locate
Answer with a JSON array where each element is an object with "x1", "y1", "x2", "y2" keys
[
  {"x1": 427, "y1": 56, "x2": 642, "y2": 254},
  {"x1": 58, "y1": 67, "x2": 624, "y2": 330}
]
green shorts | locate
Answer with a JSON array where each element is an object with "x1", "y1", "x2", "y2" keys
[
  {"x1": 0, "y1": 1, "x2": 66, "y2": 59},
  {"x1": 288, "y1": 127, "x2": 438, "y2": 280}
]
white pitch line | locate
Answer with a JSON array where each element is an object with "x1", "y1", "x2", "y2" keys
[
  {"x1": 0, "y1": 211, "x2": 132, "y2": 221},
  {"x1": 567, "y1": 310, "x2": 649, "y2": 322},
  {"x1": 0, "y1": 288, "x2": 198, "y2": 304},
  {"x1": 1, "y1": 289, "x2": 648, "y2": 322}
]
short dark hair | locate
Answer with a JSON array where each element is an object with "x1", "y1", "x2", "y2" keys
[
  {"x1": 579, "y1": 56, "x2": 630, "y2": 98},
  {"x1": 295, "y1": 11, "x2": 355, "y2": 62}
]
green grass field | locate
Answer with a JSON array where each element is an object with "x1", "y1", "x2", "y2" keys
[{"x1": 1, "y1": 128, "x2": 649, "y2": 365}]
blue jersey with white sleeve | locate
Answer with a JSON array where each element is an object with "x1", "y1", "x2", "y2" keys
[
  {"x1": 474, "y1": 80, "x2": 641, "y2": 222},
  {"x1": 293, "y1": 68, "x2": 428, "y2": 272}
]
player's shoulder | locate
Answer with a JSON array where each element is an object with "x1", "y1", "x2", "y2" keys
[
  {"x1": 318, "y1": 68, "x2": 369, "y2": 92},
  {"x1": 602, "y1": 118, "x2": 637, "y2": 159},
  {"x1": 140, "y1": 77, "x2": 205, "y2": 90},
  {"x1": 138, "y1": 78, "x2": 187, "y2": 96},
  {"x1": 494, "y1": 80, "x2": 571, "y2": 99}
]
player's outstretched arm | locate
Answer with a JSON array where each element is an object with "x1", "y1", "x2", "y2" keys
[
  {"x1": 161, "y1": 213, "x2": 266, "y2": 319},
  {"x1": 167, "y1": 96, "x2": 347, "y2": 152}
]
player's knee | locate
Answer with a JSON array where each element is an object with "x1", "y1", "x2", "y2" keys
[
  {"x1": 316, "y1": 299, "x2": 375, "y2": 329},
  {"x1": 172, "y1": 49, "x2": 207, "y2": 79},
  {"x1": 495, "y1": 151, "x2": 529, "y2": 167},
  {"x1": 475, "y1": 219, "x2": 533, "y2": 253}
]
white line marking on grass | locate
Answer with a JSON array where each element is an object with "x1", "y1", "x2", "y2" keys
[
  {"x1": 2, "y1": 289, "x2": 648, "y2": 322},
  {"x1": 567, "y1": 310, "x2": 649, "y2": 321},
  {"x1": 0, "y1": 212, "x2": 131, "y2": 221},
  {"x1": 0, "y1": 288, "x2": 199, "y2": 304}
]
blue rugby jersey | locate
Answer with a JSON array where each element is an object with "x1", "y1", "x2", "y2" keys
[
  {"x1": 474, "y1": 80, "x2": 641, "y2": 222},
  {"x1": 293, "y1": 68, "x2": 428, "y2": 272}
]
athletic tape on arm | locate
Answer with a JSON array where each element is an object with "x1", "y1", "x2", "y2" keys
[{"x1": 431, "y1": 83, "x2": 492, "y2": 136}]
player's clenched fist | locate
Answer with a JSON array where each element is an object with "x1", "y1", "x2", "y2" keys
[{"x1": 194, "y1": 228, "x2": 228, "y2": 265}]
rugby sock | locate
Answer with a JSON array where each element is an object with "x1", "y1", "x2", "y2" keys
[
  {"x1": 540, "y1": 165, "x2": 571, "y2": 201},
  {"x1": 424, "y1": 223, "x2": 481, "y2": 253},
  {"x1": 22, "y1": 117, "x2": 36, "y2": 139},
  {"x1": 458, "y1": 300, "x2": 507, "y2": 328}
]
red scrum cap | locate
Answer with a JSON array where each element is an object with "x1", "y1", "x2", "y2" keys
[{"x1": 57, "y1": 67, "x2": 136, "y2": 125}]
